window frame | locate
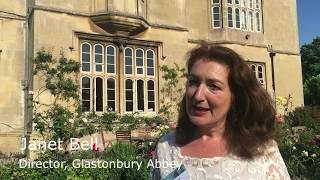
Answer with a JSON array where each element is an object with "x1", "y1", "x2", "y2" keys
[
  {"x1": 81, "y1": 42, "x2": 92, "y2": 73},
  {"x1": 227, "y1": 6, "x2": 234, "y2": 28},
  {"x1": 147, "y1": 79, "x2": 156, "y2": 112},
  {"x1": 80, "y1": 41, "x2": 158, "y2": 115},
  {"x1": 124, "y1": 78, "x2": 134, "y2": 113},
  {"x1": 248, "y1": 62, "x2": 266, "y2": 88},
  {"x1": 94, "y1": 44, "x2": 104, "y2": 73},
  {"x1": 146, "y1": 49, "x2": 156, "y2": 78},
  {"x1": 81, "y1": 76, "x2": 91, "y2": 112},
  {"x1": 106, "y1": 77, "x2": 117, "y2": 112},
  {"x1": 211, "y1": 0, "x2": 221, "y2": 29},
  {"x1": 124, "y1": 47, "x2": 134, "y2": 77},
  {"x1": 135, "y1": 48, "x2": 145, "y2": 76},
  {"x1": 106, "y1": 45, "x2": 117, "y2": 75},
  {"x1": 94, "y1": 76, "x2": 104, "y2": 112}
]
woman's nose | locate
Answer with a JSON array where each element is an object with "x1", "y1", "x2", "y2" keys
[{"x1": 194, "y1": 84, "x2": 205, "y2": 102}]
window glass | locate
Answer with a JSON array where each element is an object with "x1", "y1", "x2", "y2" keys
[
  {"x1": 107, "y1": 78, "x2": 115, "y2": 112},
  {"x1": 235, "y1": 8, "x2": 241, "y2": 28},
  {"x1": 125, "y1": 48, "x2": 133, "y2": 75},
  {"x1": 249, "y1": 63, "x2": 265, "y2": 87},
  {"x1": 95, "y1": 45, "x2": 103, "y2": 72},
  {"x1": 256, "y1": 12, "x2": 261, "y2": 32},
  {"x1": 248, "y1": 11, "x2": 254, "y2": 31},
  {"x1": 125, "y1": 79, "x2": 133, "y2": 111},
  {"x1": 212, "y1": 0, "x2": 219, "y2": 4},
  {"x1": 95, "y1": 77, "x2": 103, "y2": 111},
  {"x1": 80, "y1": 42, "x2": 157, "y2": 113},
  {"x1": 147, "y1": 50, "x2": 155, "y2": 76},
  {"x1": 147, "y1": 80, "x2": 155, "y2": 111},
  {"x1": 82, "y1": 77, "x2": 90, "y2": 112},
  {"x1": 107, "y1": 46, "x2": 115, "y2": 73},
  {"x1": 82, "y1": 43, "x2": 91, "y2": 72},
  {"x1": 137, "y1": 80, "x2": 144, "y2": 111},
  {"x1": 212, "y1": 7, "x2": 221, "y2": 28},
  {"x1": 136, "y1": 49, "x2": 144, "y2": 75},
  {"x1": 241, "y1": 10, "x2": 247, "y2": 30},
  {"x1": 228, "y1": 7, "x2": 233, "y2": 28},
  {"x1": 249, "y1": 0, "x2": 253, "y2": 8},
  {"x1": 255, "y1": 0, "x2": 260, "y2": 9}
]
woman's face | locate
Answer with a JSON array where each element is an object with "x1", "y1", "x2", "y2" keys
[{"x1": 186, "y1": 58, "x2": 232, "y2": 129}]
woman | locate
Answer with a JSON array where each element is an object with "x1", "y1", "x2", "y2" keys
[{"x1": 151, "y1": 43, "x2": 290, "y2": 179}]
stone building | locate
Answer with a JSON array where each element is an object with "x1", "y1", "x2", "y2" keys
[{"x1": 0, "y1": 0, "x2": 303, "y2": 153}]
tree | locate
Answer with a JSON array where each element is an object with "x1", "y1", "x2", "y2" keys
[
  {"x1": 304, "y1": 75, "x2": 320, "y2": 105},
  {"x1": 300, "y1": 36, "x2": 320, "y2": 82},
  {"x1": 300, "y1": 37, "x2": 320, "y2": 105}
]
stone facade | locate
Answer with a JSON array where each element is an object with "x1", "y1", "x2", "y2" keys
[{"x1": 0, "y1": 0, "x2": 303, "y2": 154}]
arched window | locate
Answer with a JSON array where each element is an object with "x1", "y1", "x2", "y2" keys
[
  {"x1": 136, "y1": 48, "x2": 144, "y2": 75},
  {"x1": 255, "y1": 0, "x2": 260, "y2": 9},
  {"x1": 241, "y1": 10, "x2": 247, "y2": 30},
  {"x1": 235, "y1": 0, "x2": 240, "y2": 5},
  {"x1": 80, "y1": 42, "x2": 158, "y2": 114},
  {"x1": 107, "y1": 78, "x2": 116, "y2": 112},
  {"x1": 249, "y1": 63, "x2": 265, "y2": 87},
  {"x1": 147, "y1": 80, "x2": 155, "y2": 112},
  {"x1": 256, "y1": 12, "x2": 261, "y2": 32},
  {"x1": 235, "y1": 8, "x2": 241, "y2": 29},
  {"x1": 94, "y1": 44, "x2": 103, "y2": 73},
  {"x1": 249, "y1": 0, "x2": 253, "y2": 9},
  {"x1": 81, "y1": 76, "x2": 91, "y2": 112},
  {"x1": 137, "y1": 80, "x2": 144, "y2": 111},
  {"x1": 125, "y1": 79, "x2": 133, "y2": 112},
  {"x1": 228, "y1": 7, "x2": 233, "y2": 28},
  {"x1": 146, "y1": 50, "x2": 155, "y2": 76},
  {"x1": 106, "y1": 45, "x2": 116, "y2": 74},
  {"x1": 248, "y1": 11, "x2": 254, "y2": 31},
  {"x1": 241, "y1": 0, "x2": 246, "y2": 7},
  {"x1": 227, "y1": 0, "x2": 232, "y2": 4},
  {"x1": 81, "y1": 43, "x2": 91, "y2": 72},
  {"x1": 251, "y1": 64, "x2": 256, "y2": 74},
  {"x1": 95, "y1": 77, "x2": 103, "y2": 112},
  {"x1": 124, "y1": 48, "x2": 133, "y2": 75},
  {"x1": 211, "y1": 0, "x2": 221, "y2": 28}
]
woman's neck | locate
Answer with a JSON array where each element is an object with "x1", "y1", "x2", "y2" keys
[{"x1": 195, "y1": 120, "x2": 226, "y2": 140}]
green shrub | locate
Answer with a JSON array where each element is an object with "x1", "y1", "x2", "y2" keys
[{"x1": 275, "y1": 105, "x2": 320, "y2": 179}]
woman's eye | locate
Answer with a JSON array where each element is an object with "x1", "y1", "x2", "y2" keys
[
  {"x1": 188, "y1": 79, "x2": 197, "y2": 85},
  {"x1": 208, "y1": 84, "x2": 220, "y2": 90}
]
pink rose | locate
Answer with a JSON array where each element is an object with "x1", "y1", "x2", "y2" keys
[
  {"x1": 275, "y1": 115, "x2": 284, "y2": 122},
  {"x1": 170, "y1": 123, "x2": 177, "y2": 129},
  {"x1": 149, "y1": 150, "x2": 156, "y2": 157},
  {"x1": 92, "y1": 143, "x2": 99, "y2": 152}
]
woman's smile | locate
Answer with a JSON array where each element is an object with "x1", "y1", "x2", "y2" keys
[{"x1": 191, "y1": 105, "x2": 210, "y2": 116}]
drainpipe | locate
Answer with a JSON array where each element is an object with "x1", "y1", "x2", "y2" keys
[
  {"x1": 267, "y1": 45, "x2": 277, "y2": 109},
  {"x1": 23, "y1": 1, "x2": 32, "y2": 158}
]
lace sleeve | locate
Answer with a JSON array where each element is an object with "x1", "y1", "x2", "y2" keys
[
  {"x1": 149, "y1": 133, "x2": 175, "y2": 180},
  {"x1": 264, "y1": 140, "x2": 291, "y2": 180}
]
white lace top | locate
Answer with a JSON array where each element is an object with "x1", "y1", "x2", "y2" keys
[{"x1": 150, "y1": 133, "x2": 291, "y2": 180}]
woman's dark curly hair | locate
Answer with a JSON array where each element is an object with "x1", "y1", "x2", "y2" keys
[{"x1": 175, "y1": 42, "x2": 276, "y2": 159}]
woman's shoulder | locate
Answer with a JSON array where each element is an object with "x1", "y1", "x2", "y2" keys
[
  {"x1": 158, "y1": 132, "x2": 176, "y2": 146},
  {"x1": 261, "y1": 139, "x2": 279, "y2": 155}
]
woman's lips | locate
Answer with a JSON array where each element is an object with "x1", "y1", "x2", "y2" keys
[{"x1": 192, "y1": 106, "x2": 210, "y2": 116}]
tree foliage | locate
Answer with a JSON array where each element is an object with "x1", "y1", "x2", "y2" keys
[
  {"x1": 304, "y1": 75, "x2": 320, "y2": 105},
  {"x1": 300, "y1": 37, "x2": 320, "y2": 105},
  {"x1": 32, "y1": 49, "x2": 95, "y2": 147},
  {"x1": 300, "y1": 36, "x2": 320, "y2": 82}
]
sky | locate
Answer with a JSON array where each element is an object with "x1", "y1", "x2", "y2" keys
[{"x1": 297, "y1": 0, "x2": 320, "y2": 46}]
